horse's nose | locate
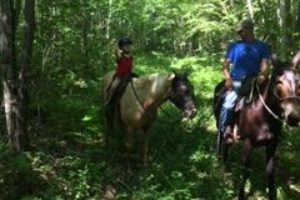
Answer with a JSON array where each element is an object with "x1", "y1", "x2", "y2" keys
[
  {"x1": 287, "y1": 112, "x2": 300, "y2": 127},
  {"x1": 185, "y1": 108, "x2": 197, "y2": 119},
  {"x1": 191, "y1": 108, "x2": 197, "y2": 118},
  {"x1": 283, "y1": 103, "x2": 300, "y2": 126}
]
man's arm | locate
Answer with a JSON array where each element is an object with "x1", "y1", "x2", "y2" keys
[
  {"x1": 257, "y1": 58, "x2": 269, "y2": 84},
  {"x1": 260, "y1": 58, "x2": 269, "y2": 76},
  {"x1": 223, "y1": 59, "x2": 231, "y2": 79},
  {"x1": 257, "y1": 42, "x2": 270, "y2": 83},
  {"x1": 223, "y1": 59, "x2": 232, "y2": 89}
]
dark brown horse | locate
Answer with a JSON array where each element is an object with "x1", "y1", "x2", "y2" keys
[{"x1": 213, "y1": 54, "x2": 300, "y2": 200}]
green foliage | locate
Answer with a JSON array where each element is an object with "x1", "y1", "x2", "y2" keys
[
  {"x1": 1, "y1": 0, "x2": 300, "y2": 199},
  {"x1": 2, "y1": 54, "x2": 300, "y2": 199}
]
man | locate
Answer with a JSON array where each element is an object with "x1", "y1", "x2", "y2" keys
[{"x1": 219, "y1": 19, "x2": 270, "y2": 140}]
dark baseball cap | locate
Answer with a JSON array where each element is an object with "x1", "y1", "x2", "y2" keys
[{"x1": 236, "y1": 19, "x2": 254, "y2": 32}]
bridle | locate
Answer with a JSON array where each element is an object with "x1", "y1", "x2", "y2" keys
[
  {"x1": 256, "y1": 79, "x2": 281, "y2": 120},
  {"x1": 273, "y1": 68, "x2": 300, "y2": 102},
  {"x1": 275, "y1": 95, "x2": 300, "y2": 102},
  {"x1": 256, "y1": 70, "x2": 300, "y2": 122}
]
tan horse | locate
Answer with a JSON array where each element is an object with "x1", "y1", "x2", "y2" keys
[{"x1": 103, "y1": 72, "x2": 197, "y2": 165}]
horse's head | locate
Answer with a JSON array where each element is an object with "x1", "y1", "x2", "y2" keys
[
  {"x1": 272, "y1": 55, "x2": 300, "y2": 126},
  {"x1": 168, "y1": 72, "x2": 197, "y2": 119}
]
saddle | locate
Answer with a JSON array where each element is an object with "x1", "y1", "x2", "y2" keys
[
  {"x1": 235, "y1": 76, "x2": 257, "y2": 112},
  {"x1": 105, "y1": 73, "x2": 139, "y2": 105},
  {"x1": 214, "y1": 77, "x2": 257, "y2": 144},
  {"x1": 213, "y1": 76, "x2": 256, "y2": 113}
]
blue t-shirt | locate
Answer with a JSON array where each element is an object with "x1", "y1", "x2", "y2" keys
[{"x1": 225, "y1": 40, "x2": 269, "y2": 80}]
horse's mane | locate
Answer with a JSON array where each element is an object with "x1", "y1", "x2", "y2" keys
[{"x1": 132, "y1": 73, "x2": 172, "y2": 90}]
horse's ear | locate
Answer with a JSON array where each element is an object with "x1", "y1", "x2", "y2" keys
[
  {"x1": 292, "y1": 51, "x2": 300, "y2": 69},
  {"x1": 270, "y1": 53, "x2": 281, "y2": 69},
  {"x1": 183, "y1": 71, "x2": 188, "y2": 79},
  {"x1": 172, "y1": 70, "x2": 178, "y2": 77},
  {"x1": 167, "y1": 73, "x2": 175, "y2": 81}
]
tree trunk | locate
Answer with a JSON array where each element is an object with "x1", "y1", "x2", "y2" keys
[
  {"x1": 106, "y1": 0, "x2": 113, "y2": 39},
  {"x1": 0, "y1": 0, "x2": 21, "y2": 153},
  {"x1": 14, "y1": 0, "x2": 21, "y2": 31},
  {"x1": 295, "y1": 1, "x2": 300, "y2": 50},
  {"x1": 278, "y1": 0, "x2": 291, "y2": 59},
  {"x1": 296, "y1": 2, "x2": 300, "y2": 31},
  {"x1": 12, "y1": 0, "x2": 21, "y2": 72},
  {"x1": 18, "y1": 0, "x2": 35, "y2": 150},
  {"x1": 0, "y1": 0, "x2": 34, "y2": 153},
  {"x1": 80, "y1": 0, "x2": 90, "y2": 70},
  {"x1": 246, "y1": 0, "x2": 254, "y2": 20}
]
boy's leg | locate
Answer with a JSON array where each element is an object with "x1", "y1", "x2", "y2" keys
[
  {"x1": 219, "y1": 80, "x2": 242, "y2": 141},
  {"x1": 219, "y1": 90, "x2": 237, "y2": 134},
  {"x1": 104, "y1": 77, "x2": 121, "y2": 106}
]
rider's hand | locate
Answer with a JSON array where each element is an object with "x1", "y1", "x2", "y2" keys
[
  {"x1": 224, "y1": 77, "x2": 232, "y2": 90},
  {"x1": 257, "y1": 73, "x2": 267, "y2": 85}
]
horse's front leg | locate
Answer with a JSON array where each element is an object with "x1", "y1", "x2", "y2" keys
[
  {"x1": 216, "y1": 129, "x2": 223, "y2": 158},
  {"x1": 223, "y1": 143, "x2": 229, "y2": 162},
  {"x1": 124, "y1": 126, "x2": 134, "y2": 169},
  {"x1": 266, "y1": 141, "x2": 277, "y2": 200},
  {"x1": 142, "y1": 128, "x2": 151, "y2": 166},
  {"x1": 239, "y1": 138, "x2": 252, "y2": 200}
]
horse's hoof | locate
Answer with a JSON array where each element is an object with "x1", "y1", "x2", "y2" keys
[
  {"x1": 224, "y1": 137, "x2": 235, "y2": 145},
  {"x1": 238, "y1": 196, "x2": 245, "y2": 200},
  {"x1": 224, "y1": 132, "x2": 236, "y2": 145},
  {"x1": 217, "y1": 154, "x2": 223, "y2": 162},
  {"x1": 102, "y1": 184, "x2": 116, "y2": 200},
  {"x1": 238, "y1": 191, "x2": 245, "y2": 200}
]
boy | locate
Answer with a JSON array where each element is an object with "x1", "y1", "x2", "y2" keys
[{"x1": 104, "y1": 37, "x2": 134, "y2": 106}]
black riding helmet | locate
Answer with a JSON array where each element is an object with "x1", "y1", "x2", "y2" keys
[{"x1": 118, "y1": 37, "x2": 132, "y2": 48}]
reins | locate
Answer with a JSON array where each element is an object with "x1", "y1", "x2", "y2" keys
[
  {"x1": 245, "y1": 78, "x2": 256, "y2": 103},
  {"x1": 256, "y1": 78, "x2": 282, "y2": 121}
]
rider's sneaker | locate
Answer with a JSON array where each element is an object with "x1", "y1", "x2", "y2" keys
[{"x1": 224, "y1": 126, "x2": 234, "y2": 144}]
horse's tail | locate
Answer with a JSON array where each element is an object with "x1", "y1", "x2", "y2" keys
[
  {"x1": 104, "y1": 104, "x2": 114, "y2": 130},
  {"x1": 102, "y1": 72, "x2": 115, "y2": 130}
]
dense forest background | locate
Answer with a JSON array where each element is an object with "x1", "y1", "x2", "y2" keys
[{"x1": 0, "y1": 0, "x2": 300, "y2": 199}]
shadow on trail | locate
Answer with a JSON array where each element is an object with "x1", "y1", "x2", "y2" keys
[
  {"x1": 0, "y1": 147, "x2": 49, "y2": 200},
  {"x1": 101, "y1": 98, "x2": 236, "y2": 199}
]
